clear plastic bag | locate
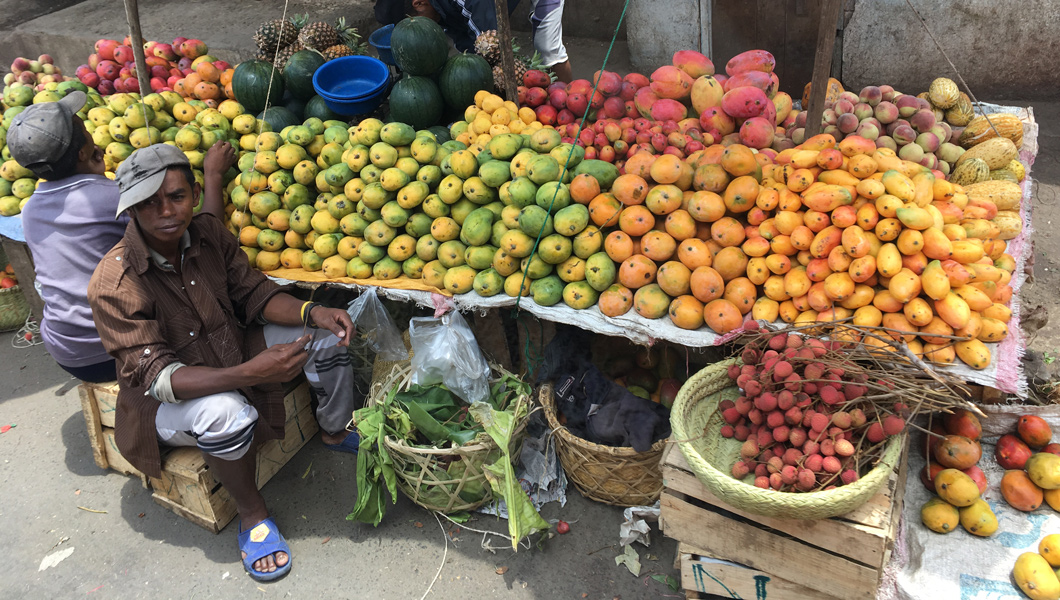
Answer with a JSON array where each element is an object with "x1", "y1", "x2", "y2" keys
[
  {"x1": 408, "y1": 312, "x2": 491, "y2": 404},
  {"x1": 346, "y1": 292, "x2": 408, "y2": 361}
]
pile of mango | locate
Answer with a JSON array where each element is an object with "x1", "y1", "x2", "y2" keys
[{"x1": 919, "y1": 408, "x2": 994, "y2": 536}]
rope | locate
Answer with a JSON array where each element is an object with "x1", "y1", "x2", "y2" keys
[
  {"x1": 902, "y1": 0, "x2": 1000, "y2": 138},
  {"x1": 11, "y1": 314, "x2": 41, "y2": 348},
  {"x1": 418, "y1": 512, "x2": 449, "y2": 600},
  {"x1": 508, "y1": 0, "x2": 633, "y2": 367},
  {"x1": 232, "y1": 0, "x2": 294, "y2": 245}
]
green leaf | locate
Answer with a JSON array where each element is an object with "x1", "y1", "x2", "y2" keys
[
  {"x1": 615, "y1": 544, "x2": 641, "y2": 577},
  {"x1": 405, "y1": 400, "x2": 453, "y2": 445},
  {"x1": 470, "y1": 399, "x2": 547, "y2": 549},
  {"x1": 650, "y1": 574, "x2": 680, "y2": 592},
  {"x1": 346, "y1": 406, "x2": 397, "y2": 526}
]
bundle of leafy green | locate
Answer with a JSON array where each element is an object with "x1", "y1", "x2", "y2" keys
[{"x1": 347, "y1": 369, "x2": 548, "y2": 549}]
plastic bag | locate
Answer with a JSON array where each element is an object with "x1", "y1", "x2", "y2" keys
[
  {"x1": 408, "y1": 312, "x2": 490, "y2": 404},
  {"x1": 346, "y1": 292, "x2": 408, "y2": 361}
]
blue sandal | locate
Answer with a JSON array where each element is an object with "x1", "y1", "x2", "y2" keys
[
  {"x1": 323, "y1": 430, "x2": 360, "y2": 455},
  {"x1": 238, "y1": 517, "x2": 292, "y2": 582}
]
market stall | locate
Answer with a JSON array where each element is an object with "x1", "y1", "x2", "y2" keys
[{"x1": 1, "y1": 6, "x2": 1053, "y2": 598}]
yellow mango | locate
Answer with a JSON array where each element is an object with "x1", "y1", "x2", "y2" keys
[
  {"x1": 920, "y1": 497, "x2": 960, "y2": 534},
  {"x1": 1045, "y1": 488, "x2": 1060, "y2": 512},
  {"x1": 955, "y1": 338, "x2": 991, "y2": 370},
  {"x1": 958, "y1": 499, "x2": 998, "y2": 537},
  {"x1": 896, "y1": 204, "x2": 934, "y2": 230},
  {"x1": 912, "y1": 171, "x2": 935, "y2": 207},
  {"x1": 936, "y1": 290, "x2": 973, "y2": 329},
  {"x1": 882, "y1": 170, "x2": 916, "y2": 202},
  {"x1": 1028, "y1": 453, "x2": 1060, "y2": 490},
  {"x1": 1014, "y1": 552, "x2": 1060, "y2": 600},
  {"x1": 1041, "y1": 535, "x2": 1060, "y2": 568},
  {"x1": 921, "y1": 260, "x2": 951, "y2": 300},
  {"x1": 935, "y1": 468, "x2": 980, "y2": 507},
  {"x1": 876, "y1": 243, "x2": 903, "y2": 277}
]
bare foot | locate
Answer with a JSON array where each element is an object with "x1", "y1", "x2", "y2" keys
[{"x1": 321, "y1": 430, "x2": 354, "y2": 446}]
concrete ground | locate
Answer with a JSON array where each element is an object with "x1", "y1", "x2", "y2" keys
[{"x1": 0, "y1": 1, "x2": 1058, "y2": 599}]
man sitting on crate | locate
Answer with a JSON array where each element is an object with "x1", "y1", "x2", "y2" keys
[{"x1": 87, "y1": 144, "x2": 361, "y2": 582}]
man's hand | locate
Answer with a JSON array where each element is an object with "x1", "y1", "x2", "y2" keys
[
  {"x1": 243, "y1": 334, "x2": 311, "y2": 383},
  {"x1": 309, "y1": 306, "x2": 355, "y2": 347},
  {"x1": 204, "y1": 141, "x2": 237, "y2": 178}
]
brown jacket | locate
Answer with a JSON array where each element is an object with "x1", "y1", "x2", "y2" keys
[{"x1": 88, "y1": 214, "x2": 286, "y2": 478}]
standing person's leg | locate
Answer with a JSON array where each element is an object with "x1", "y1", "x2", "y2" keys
[
  {"x1": 263, "y1": 324, "x2": 360, "y2": 450},
  {"x1": 530, "y1": 0, "x2": 571, "y2": 82},
  {"x1": 155, "y1": 392, "x2": 291, "y2": 580}
]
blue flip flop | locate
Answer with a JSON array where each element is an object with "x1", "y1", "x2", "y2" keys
[
  {"x1": 323, "y1": 430, "x2": 360, "y2": 455},
  {"x1": 238, "y1": 517, "x2": 292, "y2": 582}
]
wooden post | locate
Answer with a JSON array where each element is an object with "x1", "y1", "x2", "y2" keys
[
  {"x1": 493, "y1": 0, "x2": 519, "y2": 101},
  {"x1": 123, "y1": 0, "x2": 152, "y2": 97},
  {"x1": 803, "y1": 0, "x2": 844, "y2": 139}
]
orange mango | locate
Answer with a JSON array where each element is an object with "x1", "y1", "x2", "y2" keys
[{"x1": 935, "y1": 292, "x2": 972, "y2": 329}]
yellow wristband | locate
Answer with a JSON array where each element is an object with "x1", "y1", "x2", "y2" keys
[{"x1": 300, "y1": 301, "x2": 312, "y2": 322}]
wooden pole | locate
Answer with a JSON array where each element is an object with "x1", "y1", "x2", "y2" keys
[
  {"x1": 803, "y1": 0, "x2": 844, "y2": 139},
  {"x1": 123, "y1": 0, "x2": 152, "y2": 97},
  {"x1": 493, "y1": 0, "x2": 519, "y2": 101}
]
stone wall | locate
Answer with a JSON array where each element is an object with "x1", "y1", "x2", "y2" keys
[{"x1": 842, "y1": 0, "x2": 1060, "y2": 98}]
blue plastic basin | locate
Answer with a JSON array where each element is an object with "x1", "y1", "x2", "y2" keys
[
  {"x1": 317, "y1": 86, "x2": 388, "y2": 116},
  {"x1": 313, "y1": 55, "x2": 390, "y2": 101},
  {"x1": 368, "y1": 24, "x2": 395, "y2": 66}
]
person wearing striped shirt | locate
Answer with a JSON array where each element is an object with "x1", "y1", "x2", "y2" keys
[{"x1": 87, "y1": 144, "x2": 361, "y2": 582}]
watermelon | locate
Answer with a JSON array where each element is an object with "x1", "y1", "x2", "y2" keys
[
  {"x1": 390, "y1": 17, "x2": 449, "y2": 76},
  {"x1": 257, "y1": 106, "x2": 300, "y2": 132},
  {"x1": 283, "y1": 50, "x2": 326, "y2": 100},
  {"x1": 232, "y1": 59, "x2": 284, "y2": 113},
  {"x1": 304, "y1": 95, "x2": 344, "y2": 122},
  {"x1": 437, "y1": 52, "x2": 492, "y2": 113},
  {"x1": 388, "y1": 76, "x2": 443, "y2": 130}
]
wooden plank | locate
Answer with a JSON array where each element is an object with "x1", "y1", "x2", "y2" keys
[
  {"x1": 680, "y1": 549, "x2": 837, "y2": 600},
  {"x1": 661, "y1": 491, "x2": 880, "y2": 600},
  {"x1": 256, "y1": 405, "x2": 316, "y2": 485},
  {"x1": 661, "y1": 457, "x2": 890, "y2": 569},
  {"x1": 151, "y1": 494, "x2": 222, "y2": 534},
  {"x1": 493, "y1": 0, "x2": 518, "y2": 101},
  {"x1": 802, "y1": 0, "x2": 844, "y2": 138},
  {"x1": 0, "y1": 236, "x2": 43, "y2": 321},
  {"x1": 84, "y1": 381, "x2": 119, "y2": 429},
  {"x1": 101, "y1": 427, "x2": 142, "y2": 477},
  {"x1": 78, "y1": 383, "x2": 108, "y2": 470}
]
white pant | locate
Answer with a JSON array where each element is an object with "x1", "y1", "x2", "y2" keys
[{"x1": 155, "y1": 324, "x2": 358, "y2": 460}]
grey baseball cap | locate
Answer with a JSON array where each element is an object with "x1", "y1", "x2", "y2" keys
[
  {"x1": 7, "y1": 91, "x2": 88, "y2": 174},
  {"x1": 114, "y1": 144, "x2": 190, "y2": 217}
]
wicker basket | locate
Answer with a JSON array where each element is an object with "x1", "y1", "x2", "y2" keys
[
  {"x1": 540, "y1": 384, "x2": 665, "y2": 507},
  {"x1": 0, "y1": 285, "x2": 30, "y2": 332},
  {"x1": 366, "y1": 360, "x2": 531, "y2": 513},
  {"x1": 670, "y1": 358, "x2": 906, "y2": 520}
]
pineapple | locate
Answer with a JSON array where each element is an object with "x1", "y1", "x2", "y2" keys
[
  {"x1": 321, "y1": 17, "x2": 367, "y2": 61},
  {"x1": 492, "y1": 55, "x2": 531, "y2": 91},
  {"x1": 474, "y1": 30, "x2": 501, "y2": 65},
  {"x1": 274, "y1": 42, "x2": 304, "y2": 72},
  {"x1": 253, "y1": 14, "x2": 306, "y2": 53},
  {"x1": 298, "y1": 20, "x2": 340, "y2": 51},
  {"x1": 323, "y1": 44, "x2": 356, "y2": 61}
]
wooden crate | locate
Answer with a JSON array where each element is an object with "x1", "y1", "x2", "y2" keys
[
  {"x1": 148, "y1": 381, "x2": 319, "y2": 533},
  {"x1": 78, "y1": 381, "x2": 142, "y2": 480},
  {"x1": 660, "y1": 442, "x2": 907, "y2": 600}
]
